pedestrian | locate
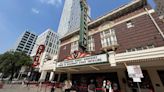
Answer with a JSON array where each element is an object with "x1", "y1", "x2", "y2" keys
[
  {"x1": 106, "y1": 80, "x2": 113, "y2": 92},
  {"x1": 88, "y1": 79, "x2": 96, "y2": 92},
  {"x1": 63, "y1": 80, "x2": 72, "y2": 92},
  {"x1": 50, "y1": 81, "x2": 55, "y2": 92}
]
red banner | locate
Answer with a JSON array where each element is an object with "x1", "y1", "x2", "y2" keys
[{"x1": 32, "y1": 45, "x2": 45, "y2": 67}]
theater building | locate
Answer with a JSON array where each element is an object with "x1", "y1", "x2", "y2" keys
[{"x1": 39, "y1": 0, "x2": 164, "y2": 92}]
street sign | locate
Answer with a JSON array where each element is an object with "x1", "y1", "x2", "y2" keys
[
  {"x1": 127, "y1": 65, "x2": 144, "y2": 78},
  {"x1": 133, "y1": 78, "x2": 141, "y2": 82},
  {"x1": 126, "y1": 65, "x2": 143, "y2": 92}
]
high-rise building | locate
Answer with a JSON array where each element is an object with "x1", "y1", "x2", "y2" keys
[
  {"x1": 31, "y1": 29, "x2": 59, "y2": 69},
  {"x1": 57, "y1": 0, "x2": 91, "y2": 37},
  {"x1": 13, "y1": 31, "x2": 37, "y2": 55},
  {"x1": 154, "y1": 0, "x2": 164, "y2": 17}
]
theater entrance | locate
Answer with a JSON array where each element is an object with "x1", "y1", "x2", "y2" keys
[{"x1": 71, "y1": 72, "x2": 120, "y2": 92}]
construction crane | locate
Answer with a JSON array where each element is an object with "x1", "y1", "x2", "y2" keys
[{"x1": 79, "y1": 0, "x2": 89, "y2": 52}]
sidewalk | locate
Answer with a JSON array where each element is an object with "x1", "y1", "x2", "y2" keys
[{"x1": 0, "y1": 84, "x2": 63, "y2": 92}]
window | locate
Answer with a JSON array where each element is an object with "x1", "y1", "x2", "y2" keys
[
  {"x1": 88, "y1": 36, "x2": 95, "y2": 51},
  {"x1": 126, "y1": 45, "x2": 155, "y2": 52},
  {"x1": 63, "y1": 46, "x2": 66, "y2": 50},
  {"x1": 47, "y1": 47, "x2": 49, "y2": 52},
  {"x1": 146, "y1": 44, "x2": 155, "y2": 49},
  {"x1": 70, "y1": 41, "x2": 78, "y2": 53},
  {"x1": 16, "y1": 48, "x2": 22, "y2": 51},
  {"x1": 49, "y1": 42, "x2": 52, "y2": 47},
  {"x1": 49, "y1": 48, "x2": 51, "y2": 53},
  {"x1": 126, "y1": 20, "x2": 134, "y2": 28},
  {"x1": 45, "y1": 41, "x2": 48, "y2": 45},
  {"x1": 23, "y1": 35, "x2": 28, "y2": 39},
  {"x1": 27, "y1": 42, "x2": 31, "y2": 46},
  {"x1": 25, "y1": 48, "x2": 29, "y2": 51},
  {"x1": 100, "y1": 29, "x2": 118, "y2": 48}
]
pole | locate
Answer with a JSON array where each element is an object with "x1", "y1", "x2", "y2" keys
[{"x1": 137, "y1": 82, "x2": 141, "y2": 92}]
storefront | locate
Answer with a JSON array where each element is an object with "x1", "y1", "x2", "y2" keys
[{"x1": 54, "y1": 47, "x2": 164, "y2": 92}]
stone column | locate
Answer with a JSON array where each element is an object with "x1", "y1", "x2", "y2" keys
[
  {"x1": 108, "y1": 51, "x2": 116, "y2": 66},
  {"x1": 117, "y1": 69, "x2": 130, "y2": 92},
  {"x1": 67, "y1": 73, "x2": 71, "y2": 80},
  {"x1": 49, "y1": 72, "x2": 55, "y2": 81},
  {"x1": 39, "y1": 71, "x2": 47, "y2": 82},
  {"x1": 147, "y1": 68, "x2": 164, "y2": 92},
  {"x1": 57, "y1": 73, "x2": 61, "y2": 82}
]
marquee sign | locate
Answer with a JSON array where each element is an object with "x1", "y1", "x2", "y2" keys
[
  {"x1": 32, "y1": 45, "x2": 45, "y2": 67},
  {"x1": 57, "y1": 54, "x2": 107, "y2": 68}
]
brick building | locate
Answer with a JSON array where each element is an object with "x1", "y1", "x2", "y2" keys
[{"x1": 40, "y1": 0, "x2": 164, "y2": 92}]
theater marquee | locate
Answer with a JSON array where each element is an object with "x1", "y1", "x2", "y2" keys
[{"x1": 57, "y1": 54, "x2": 108, "y2": 68}]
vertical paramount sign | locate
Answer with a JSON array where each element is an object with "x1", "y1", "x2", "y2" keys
[
  {"x1": 32, "y1": 45, "x2": 45, "y2": 67},
  {"x1": 79, "y1": 0, "x2": 88, "y2": 50}
]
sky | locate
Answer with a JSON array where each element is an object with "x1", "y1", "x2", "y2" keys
[{"x1": 0, "y1": 0, "x2": 155, "y2": 54}]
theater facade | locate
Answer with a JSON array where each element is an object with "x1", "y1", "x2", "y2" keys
[{"x1": 39, "y1": 0, "x2": 164, "y2": 92}]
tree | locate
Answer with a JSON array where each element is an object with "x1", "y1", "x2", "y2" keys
[{"x1": 0, "y1": 51, "x2": 32, "y2": 81}]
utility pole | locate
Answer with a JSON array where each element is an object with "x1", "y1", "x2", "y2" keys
[{"x1": 79, "y1": 0, "x2": 88, "y2": 52}]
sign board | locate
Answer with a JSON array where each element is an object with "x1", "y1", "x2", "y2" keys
[
  {"x1": 133, "y1": 78, "x2": 141, "y2": 82},
  {"x1": 79, "y1": 0, "x2": 88, "y2": 50},
  {"x1": 57, "y1": 54, "x2": 107, "y2": 68},
  {"x1": 127, "y1": 65, "x2": 144, "y2": 78},
  {"x1": 32, "y1": 45, "x2": 45, "y2": 67}
]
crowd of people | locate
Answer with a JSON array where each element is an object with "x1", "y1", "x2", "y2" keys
[{"x1": 55, "y1": 79, "x2": 121, "y2": 92}]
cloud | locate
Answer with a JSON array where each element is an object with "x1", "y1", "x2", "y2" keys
[
  {"x1": 40, "y1": 0, "x2": 62, "y2": 7},
  {"x1": 32, "y1": 8, "x2": 40, "y2": 14}
]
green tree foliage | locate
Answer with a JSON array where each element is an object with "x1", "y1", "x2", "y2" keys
[{"x1": 0, "y1": 51, "x2": 32, "y2": 81}]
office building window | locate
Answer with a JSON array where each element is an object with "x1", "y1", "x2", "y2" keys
[
  {"x1": 126, "y1": 20, "x2": 134, "y2": 28},
  {"x1": 70, "y1": 41, "x2": 78, "y2": 53},
  {"x1": 88, "y1": 36, "x2": 95, "y2": 51},
  {"x1": 100, "y1": 29, "x2": 118, "y2": 48},
  {"x1": 49, "y1": 42, "x2": 52, "y2": 47}
]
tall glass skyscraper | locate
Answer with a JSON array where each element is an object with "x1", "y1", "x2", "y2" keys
[{"x1": 57, "y1": 0, "x2": 91, "y2": 37}]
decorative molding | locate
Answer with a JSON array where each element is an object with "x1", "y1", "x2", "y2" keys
[{"x1": 115, "y1": 46, "x2": 164, "y2": 63}]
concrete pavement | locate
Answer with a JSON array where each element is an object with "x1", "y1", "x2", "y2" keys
[{"x1": 0, "y1": 84, "x2": 58, "y2": 92}]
